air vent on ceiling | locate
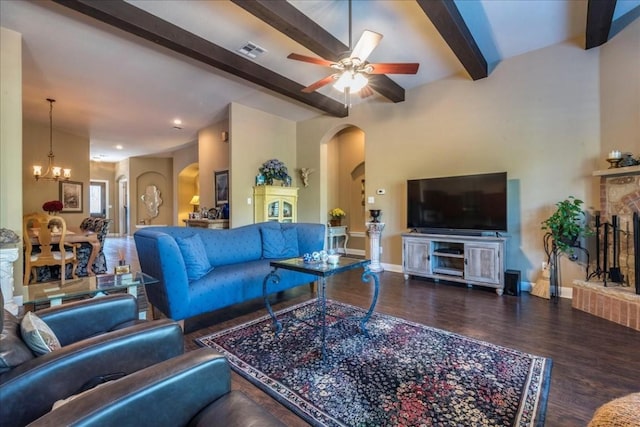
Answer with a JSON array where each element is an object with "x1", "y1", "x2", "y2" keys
[{"x1": 237, "y1": 42, "x2": 267, "y2": 59}]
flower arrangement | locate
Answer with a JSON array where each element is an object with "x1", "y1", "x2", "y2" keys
[
  {"x1": 42, "y1": 200, "x2": 63, "y2": 214},
  {"x1": 259, "y1": 159, "x2": 290, "y2": 185},
  {"x1": 329, "y1": 208, "x2": 346, "y2": 219}
]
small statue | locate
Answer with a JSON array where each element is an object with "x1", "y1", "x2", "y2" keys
[{"x1": 299, "y1": 168, "x2": 315, "y2": 187}]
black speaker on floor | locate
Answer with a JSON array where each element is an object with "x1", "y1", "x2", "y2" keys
[{"x1": 504, "y1": 269, "x2": 521, "y2": 296}]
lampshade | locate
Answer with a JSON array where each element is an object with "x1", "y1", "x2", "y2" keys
[{"x1": 189, "y1": 195, "x2": 200, "y2": 205}]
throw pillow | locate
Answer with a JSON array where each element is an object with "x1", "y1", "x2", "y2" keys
[
  {"x1": 20, "y1": 312, "x2": 61, "y2": 356},
  {"x1": 261, "y1": 227, "x2": 299, "y2": 259},
  {"x1": 0, "y1": 310, "x2": 35, "y2": 372},
  {"x1": 176, "y1": 234, "x2": 214, "y2": 281}
]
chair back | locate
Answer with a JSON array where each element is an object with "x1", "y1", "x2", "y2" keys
[
  {"x1": 23, "y1": 213, "x2": 77, "y2": 284},
  {"x1": 24, "y1": 213, "x2": 68, "y2": 262}
]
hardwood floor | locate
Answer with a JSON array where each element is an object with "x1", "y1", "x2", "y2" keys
[{"x1": 105, "y1": 236, "x2": 640, "y2": 426}]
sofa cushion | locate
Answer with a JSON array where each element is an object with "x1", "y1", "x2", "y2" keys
[
  {"x1": 176, "y1": 234, "x2": 214, "y2": 281},
  {"x1": 0, "y1": 310, "x2": 35, "y2": 373},
  {"x1": 20, "y1": 311, "x2": 62, "y2": 355},
  {"x1": 261, "y1": 227, "x2": 299, "y2": 259}
]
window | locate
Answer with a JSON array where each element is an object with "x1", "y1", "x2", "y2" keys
[{"x1": 90, "y1": 181, "x2": 107, "y2": 217}]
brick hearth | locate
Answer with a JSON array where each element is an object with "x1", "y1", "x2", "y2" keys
[{"x1": 573, "y1": 280, "x2": 640, "y2": 331}]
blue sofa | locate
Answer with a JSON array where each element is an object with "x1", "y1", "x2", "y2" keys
[{"x1": 134, "y1": 222, "x2": 325, "y2": 321}]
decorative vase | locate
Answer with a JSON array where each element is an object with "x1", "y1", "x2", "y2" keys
[
  {"x1": 329, "y1": 219, "x2": 341, "y2": 227},
  {"x1": 369, "y1": 209, "x2": 381, "y2": 223}
]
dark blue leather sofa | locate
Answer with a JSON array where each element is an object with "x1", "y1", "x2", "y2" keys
[{"x1": 134, "y1": 222, "x2": 325, "y2": 321}]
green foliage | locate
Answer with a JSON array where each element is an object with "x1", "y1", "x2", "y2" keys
[{"x1": 541, "y1": 196, "x2": 591, "y2": 254}]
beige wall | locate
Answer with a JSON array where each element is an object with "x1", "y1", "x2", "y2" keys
[
  {"x1": 229, "y1": 103, "x2": 297, "y2": 227},
  {"x1": 1, "y1": 27, "x2": 23, "y2": 298},
  {"x1": 298, "y1": 39, "x2": 603, "y2": 286},
  {"x1": 23, "y1": 118, "x2": 90, "y2": 226},
  {"x1": 599, "y1": 18, "x2": 640, "y2": 162},
  {"x1": 198, "y1": 118, "x2": 229, "y2": 211}
]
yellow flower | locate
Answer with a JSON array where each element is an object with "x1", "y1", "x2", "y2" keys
[{"x1": 329, "y1": 208, "x2": 346, "y2": 218}]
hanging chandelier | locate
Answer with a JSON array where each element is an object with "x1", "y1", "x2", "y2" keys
[{"x1": 33, "y1": 98, "x2": 70, "y2": 182}]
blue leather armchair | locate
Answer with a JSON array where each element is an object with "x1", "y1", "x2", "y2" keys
[
  {"x1": 0, "y1": 294, "x2": 184, "y2": 427},
  {"x1": 29, "y1": 348, "x2": 286, "y2": 427}
]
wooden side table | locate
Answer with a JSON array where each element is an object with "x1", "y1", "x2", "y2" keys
[{"x1": 327, "y1": 225, "x2": 348, "y2": 254}]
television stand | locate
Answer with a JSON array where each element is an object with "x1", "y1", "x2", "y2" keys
[{"x1": 402, "y1": 233, "x2": 506, "y2": 295}]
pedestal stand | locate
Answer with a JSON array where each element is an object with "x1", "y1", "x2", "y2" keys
[
  {"x1": 366, "y1": 222, "x2": 385, "y2": 273},
  {"x1": 0, "y1": 246, "x2": 20, "y2": 315}
]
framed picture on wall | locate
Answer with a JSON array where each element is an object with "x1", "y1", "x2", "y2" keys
[
  {"x1": 59, "y1": 181, "x2": 83, "y2": 213},
  {"x1": 214, "y1": 170, "x2": 229, "y2": 206}
]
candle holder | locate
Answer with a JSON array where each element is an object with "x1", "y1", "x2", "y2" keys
[{"x1": 606, "y1": 158, "x2": 622, "y2": 169}]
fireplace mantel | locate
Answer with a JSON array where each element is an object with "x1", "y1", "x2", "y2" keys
[{"x1": 593, "y1": 164, "x2": 640, "y2": 177}]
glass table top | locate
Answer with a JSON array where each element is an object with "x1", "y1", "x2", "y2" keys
[
  {"x1": 269, "y1": 256, "x2": 370, "y2": 278},
  {"x1": 23, "y1": 272, "x2": 158, "y2": 305}
]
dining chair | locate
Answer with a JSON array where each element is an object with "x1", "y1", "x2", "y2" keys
[{"x1": 23, "y1": 212, "x2": 78, "y2": 285}]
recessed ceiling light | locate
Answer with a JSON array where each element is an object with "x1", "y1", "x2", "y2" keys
[
  {"x1": 115, "y1": 145, "x2": 123, "y2": 150},
  {"x1": 173, "y1": 119, "x2": 182, "y2": 125}
]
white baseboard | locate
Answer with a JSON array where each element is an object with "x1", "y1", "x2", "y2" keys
[{"x1": 346, "y1": 249, "x2": 365, "y2": 257}]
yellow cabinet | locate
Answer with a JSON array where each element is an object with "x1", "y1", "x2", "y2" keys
[{"x1": 253, "y1": 186, "x2": 298, "y2": 223}]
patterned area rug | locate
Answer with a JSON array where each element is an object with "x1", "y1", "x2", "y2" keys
[{"x1": 196, "y1": 299, "x2": 552, "y2": 427}]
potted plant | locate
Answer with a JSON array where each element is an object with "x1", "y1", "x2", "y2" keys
[
  {"x1": 541, "y1": 196, "x2": 591, "y2": 254},
  {"x1": 328, "y1": 208, "x2": 346, "y2": 226}
]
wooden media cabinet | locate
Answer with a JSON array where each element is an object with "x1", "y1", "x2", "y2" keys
[{"x1": 402, "y1": 233, "x2": 506, "y2": 295}]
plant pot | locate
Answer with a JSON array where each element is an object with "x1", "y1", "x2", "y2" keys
[{"x1": 329, "y1": 219, "x2": 341, "y2": 227}]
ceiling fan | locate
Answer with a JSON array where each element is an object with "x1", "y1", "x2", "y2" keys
[{"x1": 287, "y1": 0, "x2": 419, "y2": 104}]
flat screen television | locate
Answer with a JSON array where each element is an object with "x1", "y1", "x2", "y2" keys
[{"x1": 407, "y1": 172, "x2": 507, "y2": 234}]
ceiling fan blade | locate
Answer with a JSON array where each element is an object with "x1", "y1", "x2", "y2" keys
[
  {"x1": 360, "y1": 85, "x2": 375, "y2": 99},
  {"x1": 367, "y1": 63, "x2": 420, "y2": 74},
  {"x1": 350, "y1": 30, "x2": 382, "y2": 62},
  {"x1": 287, "y1": 53, "x2": 335, "y2": 67},
  {"x1": 301, "y1": 75, "x2": 336, "y2": 93}
]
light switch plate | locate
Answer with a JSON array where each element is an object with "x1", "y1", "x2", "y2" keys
[{"x1": 367, "y1": 196, "x2": 375, "y2": 204}]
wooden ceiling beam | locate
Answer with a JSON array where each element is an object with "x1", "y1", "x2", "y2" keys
[
  {"x1": 52, "y1": 0, "x2": 348, "y2": 117},
  {"x1": 415, "y1": 0, "x2": 487, "y2": 81},
  {"x1": 231, "y1": 0, "x2": 407, "y2": 103},
  {"x1": 585, "y1": 0, "x2": 617, "y2": 49}
]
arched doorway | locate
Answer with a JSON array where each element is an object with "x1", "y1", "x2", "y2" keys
[
  {"x1": 177, "y1": 163, "x2": 199, "y2": 225},
  {"x1": 325, "y1": 126, "x2": 366, "y2": 256}
]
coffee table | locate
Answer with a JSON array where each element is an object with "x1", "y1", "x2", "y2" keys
[
  {"x1": 263, "y1": 256, "x2": 379, "y2": 361},
  {"x1": 23, "y1": 272, "x2": 158, "y2": 319}
]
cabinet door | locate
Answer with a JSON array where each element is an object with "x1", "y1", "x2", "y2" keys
[
  {"x1": 464, "y1": 243, "x2": 501, "y2": 285},
  {"x1": 404, "y1": 239, "x2": 431, "y2": 275},
  {"x1": 267, "y1": 201, "x2": 280, "y2": 221},
  {"x1": 282, "y1": 200, "x2": 293, "y2": 222}
]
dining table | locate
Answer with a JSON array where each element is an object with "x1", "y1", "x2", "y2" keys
[{"x1": 28, "y1": 227, "x2": 100, "y2": 276}]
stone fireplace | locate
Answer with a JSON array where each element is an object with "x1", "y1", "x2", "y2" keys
[{"x1": 573, "y1": 165, "x2": 640, "y2": 331}]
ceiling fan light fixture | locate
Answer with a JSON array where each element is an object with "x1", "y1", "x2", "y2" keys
[
  {"x1": 333, "y1": 70, "x2": 368, "y2": 93},
  {"x1": 351, "y1": 72, "x2": 369, "y2": 93}
]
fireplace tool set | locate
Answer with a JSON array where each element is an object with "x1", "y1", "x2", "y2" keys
[{"x1": 587, "y1": 214, "x2": 633, "y2": 287}]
